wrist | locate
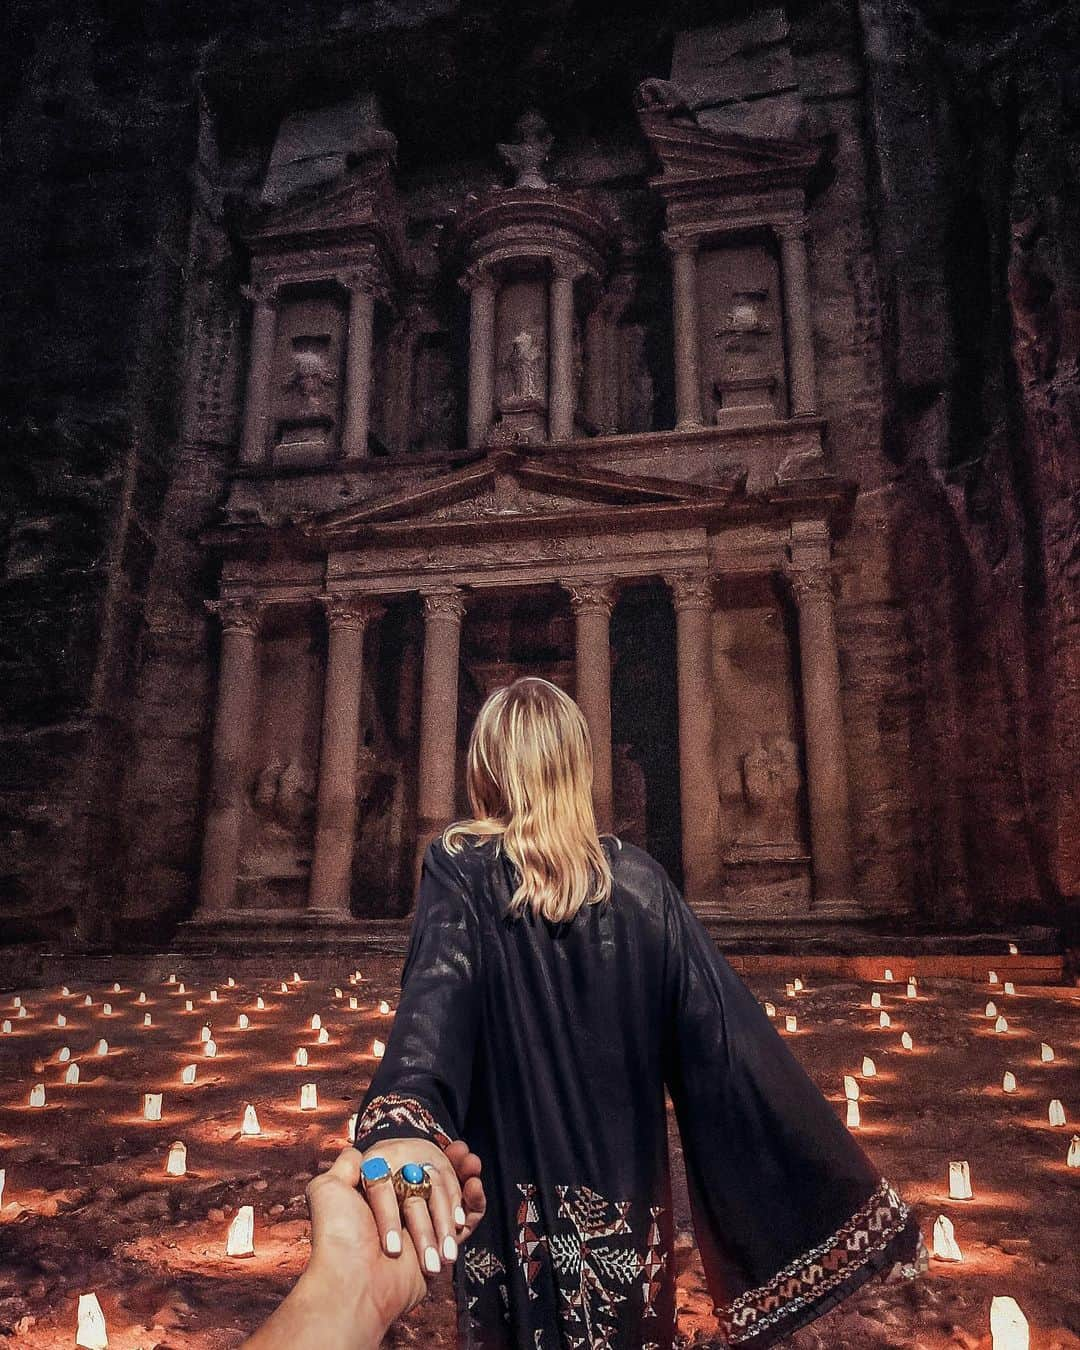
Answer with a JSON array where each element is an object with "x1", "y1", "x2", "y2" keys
[{"x1": 293, "y1": 1263, "x2": 387, "y2": 1348}]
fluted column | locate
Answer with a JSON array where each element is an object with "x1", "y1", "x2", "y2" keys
[
  {"x1": 668, "y1": 236, "x2": 704, "y2": 431},
  {"x1": 309, "y1": 593, "x2": 384, "y2": 915},
  {"x1": 664, "y1": 571, "x2": 721, "y2": 904},
  {"x1": 341, "y1": 272, "x2": 377, "y2": 460},
  {"x1": 199, "y1": 598, "x2": 263, "y2": 916},
  {"x1": 565, "y1": 578, "x2": 617, "y2": 833},
  {"x1": 414, "y1": 586, "x2": 467, "y2": 888},
  {"x1": 777, "y1": 219, "x2": 818, "y2": 417},
  {"x1": 549, "y1": 263, "x2": 576, "y2": 442},
  {"x1": 787, "y1": 564, "x2": 858, "y2": 913},
  {"x1": 239, "y1": 284, "x2": 278, "y2": 465},
  {"x1": 466, "y1": 269, "x2": 497, "y2": 448}
]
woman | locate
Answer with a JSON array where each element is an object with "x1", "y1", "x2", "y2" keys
[{"x1": 353, "y1": 677, "x2": 921, "y2": 1348}]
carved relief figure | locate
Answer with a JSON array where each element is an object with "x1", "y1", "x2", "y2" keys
[
  {"x1": 505, "y1": 330, "x2": 545, "y2": 404},
  {"x1": 496, "y1": 110, "x2": 554, "y2": 189},
  {"x1": 245, "y1": 756, "x2": 317, "y2": 883},
  {"x1": 739, "y1": 735, "x2": 801, "y2": 846},
  {"x1": 284, "y1": 343, "x2": 338, "y2": 404}
]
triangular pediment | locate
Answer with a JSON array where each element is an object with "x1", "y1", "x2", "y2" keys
[
  {"x1": 306, "y1": 449, "x2": 731, "y2": 539},
  {"x1": 247, "y1": 155, "x2": 402, "y2": 252}
]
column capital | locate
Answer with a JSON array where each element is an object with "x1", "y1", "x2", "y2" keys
[
  {"x1": 420, "y1": 586, "x2": 467, "y2": 622},
  {"x1": 460, "y1": 262, "x2": 496, "y2": 295},
  {"x1": 663, "y1": 570, "x2": 714, "y2": 612},
  {"x1": 240, "y1": 279, "x2": 279, "y2": 307},
  {"x1": 564, "y1": 577, "x2": 617, "y2": 616},
  {"x1": 206, "y1": 596, "x2": 263, "y2": 635},
  {"x1": 774, "y1": 216, "x2": 810, "y2": 243},
  {"x1": 320, "y1": 591, "x2": 385, "y2": 631},
  {"x1": 550, "y1": 255, "x2": 583, "y2": 284},
  {"x1": 663, "y1": 231, "x2": 701, "y2": 258},
  {"x1": 784, "y1": 562, "x2": 838, "y2": 605},
  {"x1": 339, "y1": 263, "x2": 387, "y2": 301}
]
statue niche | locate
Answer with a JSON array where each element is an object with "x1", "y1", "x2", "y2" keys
[
  {"x1": 491, "y1": 277, "x2": 549, "y2": 444},
  {"x1": 735, "y1": 734, "x2": 803, "y2": 857},
  {"x1": 269, "y1": 291, "x2": 347, "y2": 462}
]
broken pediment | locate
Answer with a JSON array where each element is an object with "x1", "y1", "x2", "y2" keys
[{"x1": 307, "y1": 449, "x2": 732, "y2": 540}]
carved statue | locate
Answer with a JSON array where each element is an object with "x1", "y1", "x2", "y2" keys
[
  {"x1": 633, "y1": 77, "x2": 692, "y2": 117},
  {"x1": 505, "y1": 331, "x2": 545, "y2": 403},
  {"x1": 740, "y1": 735, "x2": 801, "y2": 844},
  {"x1": 284, "y1": 346, "x2": 337, "y2": 403},
  {"x1": 497, "y1": 110, "x2": 554, "y2": 189}
]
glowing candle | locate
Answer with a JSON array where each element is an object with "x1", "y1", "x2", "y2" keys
[
  {"x1": 293, "y1": 972, "x2": 302, "y2": 984},
  {"x1": 378, "y1": 1000, "x2": 391, "y2": 1015},
  {"x1": 227, "y1": 977, "x2": 236, "y2": 988},
  {"x1": 1008, "y1": 942, "x2": 1018, "y2": 955},
  {"x1": 1, "y1": 1020, "x2": 10, "y2": 1034},
  {"x1": 204, "y1": 1039, "x2": 217, "y2": 1058},
  {"x1": 143, "y1": 1013, "x2": 152, "y2": 1027},
  {"x1": 906, "y1": 981, "x2": 917, "y2": 999},
  {"x1": 137, "y1": 992, "x2": 146, "y2": 1004},
  {"x1": 373, "y1": 1038, "x2": 385, "y2": 1058},
  {"x1": 793, "y1": 978, "x2": 804, "y2": 992},
  {"x1": 901, "y1": 1031, "x2": 914, "y2": 1050},
  {"x1": 57, "y1": 1013, "x2": 67, "y2": 1027},
  {"x1": 168, "y1": 974, "x2": 176, "y2": 984},
  {"x1": 281, "y1": 982, "x2": 289, "y2": 994},
  {"x1": 932, "y1": 1214, "x2": 962, "y2": 1261},
  {"x1": 317, "y1": 1027, "x2": 330, "y2": 1045},
  {"x1": 986, "y1": 1001, "x2": 998, "y2": 1018},
  {"x1": 85, "y1": 995, "x2": 93, "y2": 1006},
  {"x1": 112, "y1": 983, "x2": 121, "y2": 994},
  {"x1": 166, "y1": 1141, "x2": 187, "y2": 1176},
  {"x1": 1003, "y1": 981, "x2": 1015, "y2": 996},
  {"x1": 311, "y1": 1014, "x2": 322, "y2": 1031},
  {"x1": 29, "y1": 1083, "x2": 45, "y2": 1107},
  {"x1": 879, "y1": 1011, "x2": 891, "y2": 1028},
  {"x1": 12, "y1": 997, "x2": 21, "y2": 1008},
  {"x1": 65, "y1": 1063, "x2": 80, "y2": 1085},
  {"x1": 988, "y1": 970, "x2": 999, "y2": 985},
  {"x1": 76, "y1": 1291, "x2": 109, "y2": 1349},
  {"x1": 1048, "y1": 1099, "x2": 1066, "y2": 1127},
  {"x1": 764, "y1": 1002, "x2": 776, "y2": 1018},
  {"x1": 1040, "y1": 1043, "x2": 1054, "y2": 1062},
  {"x1": 17, "y1": 1007, "x2": 27, "y2": 1019},
  {"x1": 1002, "y1": 1071, "x2": 1017, "y2": 1093},
  {"x1": 256, "y1": 997, "x2": 265, "y2": 1011},
  {"x1": 96, "y1": 1039, "x2": 108, "y2": 1056},
  {"x1": 144, "y1": 1093, "x2": 163, "y2": 1121},
  {"x1": 200, "y1": 1025, "x2": 212, "y2": 1043},
  {"x1": 227, "y1": 1205, "x2": 255, "y2": 1257},
  {"x1": 846, "y1": 1100, "x2": 860, "y2": 1128},
  {"x1": 58, "y1": 1046, "x2": 71, "y2": 1062},
  {"x1": 237, "y1": 1014, "x2": 250, "y2": 1030},
  {"x1": 861, "y1": 1056, "x2": 876, "y2": 1077},
  {"x1": 990, "y1": 1295, "x2": 1028, "y2": 1350},
  {"x1": 871, "y1": 992, "x2": 882, "y2": 1008},
  {"x1": 300, "y1": 1083, "x2": 318, "y2": 1111},
  {"x1": 209, "y1": 990, "x2": 218, "y2": 1003},
  {"x1": 184, "y1": 1000, "x2": 193, "y2": 1012},
  {"x1": 102, "y1": 1004, "x2": 112, "y2": 1016},
  {"x1": 784, "y1": 1014, "x2": 797, "y2": 1032},
  {"x1": 295, "y1": 1047, "x2": 308, "y2": 1067},
  {"x1": 349, "y1": 997, "x2": 359, "y2": 1010},
  {"x1": 334, "y1": 988, "x2": 343, "y2": 999},
  {"x1": 884, "y1": 968, "x2": 894, "y2": 981},
  {"x1": 994, "y1": 1015, "x2": 1009, "y2": 1033},
  {"x1": 241, "y1": 1104, "x2": 261, "y2": 1136},
  {"x1": 181, "y1": 1064, "x2": 197, "y2": 1085},
  {"x1": 844, "y1": 1075, "x2": 859, "y2": 1101},
  {"x1": 178, "y1": 984, "x2": 186, "y2": 995},
  {"x1": 62, "y1": 986, "x2": 71, "y2": 996},
  {"x1": 948, "y1": 1160, "x2": 972, "y2": 1200},
  {"x1": 1067, "y1": 1135, "x2": 1080, "y2": 1167}
]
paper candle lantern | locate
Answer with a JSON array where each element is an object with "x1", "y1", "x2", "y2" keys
[
  {"x1": 138, "y1": 992, "x2": 147, "y2": 1004},
  {"x1": 871, "y1": 992, "x2": 882, "y2": 1008},
  {"x1": 1008, "y1": 942, "x2": 1018, "y2": 955},
  {"x1": 143, "y1": 1013, "x2": 152, "y2": 1027},
  {"x1": 378, "y1": 1000, "x2": 391, "y2": 1015},
  {"x1": 12, "y1": 997, "x2": 21, "y2": 1008},
  {"x1": 209, "y1": 990, "x2": 218, "y2": 1003},
  {"x1": 879, "y1": 1012, "x2": 891, "y2": 1028},
  {"x1": 227, "y1": 977, "x2": 236, "y2": 988},
  {"x1": 846, "y1": 1100, "x2": 860, "y2": 1128},
  {"x1": 884, "y1": 968, "x2": 894, "y2": 981},
  {"x1": 62, "y1": 985, "x2": 71, "y2": 996},
  {"x1": 65, "y1": 1063, "x2": 80, "y2": 1085},
  {"x1": 373, "y1": 1038, "x2": 385, "y2": 1058},
  {"x1": 144, "y1": 1093, "x2": 163, "y2": 1121},
  {"x1": 166, "y1": 1141, "x2": 187, "y2": 1176},
  {"x1": 256, "y1": 997, "x2": 265, "y2": 1011},
  {"x1": 200, "y1": 1025, "x2": 212, "y2": 1042},
  {"x1": 932, "y1": 1214, "x2": 962, "y2": 1261},
  {"x1": 334, "y1": 988, "x2": 343, "y2": 999},
  {"x1": 349, "y1": 997, "x2": 359, "y2": 1010},
  {"x1": 861, "y1": 1056, "x2": 876, "y2": 1077},
  {"x1": 168, "y1": 974, "x2": 176, "y2": 984},
  {"x1": 85, "y1": 995, "x2": 93, "y2": 1006},
  {"x1": 113, "y1": 983, "x2": 121, "y2": 993},
  {"x1": 181, "y1": 1064, "x2": 197, "y2": 1085},
  {"x1": 785, "y1": 982, "x2": 796, "y2": 997},
  {"x1": 96, "y1": 1039, "x2": 108, "y2": 1056},
  {"x1": 1048, "y1": 1099, "x2": 1066, "y2": 1127},
  {"x1": 178, "y1": 983, "x2": 186, "y2": 995},
  {"x1": 76, "y1": 1292, "x2": 109, "y2": 1350},
  {"x1": 29, "y1": 1083, "x2": 45, "y2": 1107},
  {"x1": 764, "y1": 1002, "x2": 776, "y2": 1018},
  {"x1": 988, "y1": 970, "x2": 999, "y2": 985},
  {"x1": 1002, "y1": 1072, "x2": 1017, "y2": 1093},
  {"x1": 844, "y1": 1075, "x2": 859, "y2": 1101},
  {"x1": 793, "y1": 978, "x2": 804, "y2": 992},
  {"x1": 317, "y1": 1027, "x2": 330, "y2": 1045},
  {"x1": 204, "y1": 1039, "x2": 217, "y2": 1058},
  {"x1": 901, "y1": 1032, "x2": 914, "y2": 1050},
  {"x1": 906, "y1": 981, "x2": 917, "y2": 998},
  {"x1": 185, "y1": 1000, "x2": 193, "y2": 1012},
  {"x1": 295, "y1": 1048, "x2": 308, "y2": 1067},
  {"x1": 1067, "y1": 1135, "x2": 1080, "y2": 1167},
  {"x1": 237, "y1": 1014, "x2": 249, "y2": 1030},
  {"x1": 347, "y1": 1113, "x2": 357, "y2": 1140},
  {"x1": 1, "y1": 1021, "x2": 10, "y2": 1034},
  {"x1": 1003, "y1": 981, "x2": 1015, "y2": 996},
  {"x1": 311, "y1": 1014, "x2": 322, "y2": 1031},
  {"x1": 986, "y1": 1001, "x2": 998, "y2": 1018},
  {"x1": 1040, "y1": 1043, "x2": 1054, "y2": 1062},
  {"x1": 300, "y1": 1083, "x2": 318, "y2": 1111},
  {"x1": 102, "y1": 1004, "x2": 112, "y2": 1016},
  {"x1": 0, "y1": 1168, "x2": 5, "y2": 1205},
  {"x1": 57, "y1": 1013, "x2": 67, "y2": 1027},
  {"x1": 18, "y1": 1006, "x2": 28, "y2": 1019},
  {"x1": 994, "y1": 1016, "x2": 1009, "y2": 1033},
  {"x1": 990, "y1": 1296, "x2": 1029, "y2": 1350},
  {"x1": 227, "y1": 1205, "x2": 255, "y2": 1257},
  {"x1": 948, "y1": 1160, "x2": 972, "y2": 1200},
  {"x1": 293, "y1": 972, "x2": 302, "y2": 984},
  {"x1": 784, "y1": 1015, "x2": 797, "y2": 1032},
  {"x1": 58, "y1": 1046, "x2": 71, "y2": 1062},
  {"x1": 241, "y1": 1104, "x2": 261, "y2": 1136},
  {"x1": 280, "y1": 982, "x2": 288, "y2": 994}
]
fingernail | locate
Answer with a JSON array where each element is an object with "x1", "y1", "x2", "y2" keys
[
  {"x1": 443, "y1": 1234, "x2": 458, "y2": 1261},
  {"x1": 425, "y1": 1245, "x2": 440, "y2": 1273},
  {"x1": 385, "y1": 1229, "x2": 401, "y2": 1254},
  {"x1": 454, "y1": 1205, "x2": 466, "y2": 1225}
]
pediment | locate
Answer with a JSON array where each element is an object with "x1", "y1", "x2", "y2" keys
[
  {"x1": 247, "y1": 156, "x2": 401, "y2": 251},
  {"x1": 307, "y1": 449, "x2": 731, "y2": 539}
]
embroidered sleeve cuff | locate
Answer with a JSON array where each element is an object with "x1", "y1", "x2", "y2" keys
[{"x1": 352, "y1": 1091, "x2": 454, "y2": 1153}]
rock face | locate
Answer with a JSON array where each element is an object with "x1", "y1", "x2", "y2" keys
[{"x1": 1, "y1": 0, "x2": 1076, "y2": 944}]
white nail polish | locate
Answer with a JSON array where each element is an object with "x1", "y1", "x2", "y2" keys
[
  {"x1": 443, "y1": 1234, "x2": 458, "y2": 1261},
  {"x1": 454, "y1": 1205, "x2": 466, "y2": 1225},
  {"x1": 425, "y1": 1245, "x2": 441, "y2": 1273},
  {"x1": 386, "y1": 1230, "x2": 401, "y2": 1253}
]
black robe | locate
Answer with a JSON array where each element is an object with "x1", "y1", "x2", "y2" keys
[{"x1": 353, "y1": 834, "x2": 921, "y2": 1349}]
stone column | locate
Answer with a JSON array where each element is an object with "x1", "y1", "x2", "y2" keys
[
  {"x1": 668, "y1": 236, "x2": 704, "y2": 431},
  {"x1": 341, "y1": 272, "x2": 377, "y2": 460},
  {"x1": 777, "y1": 220, "x2": 818, "y2": 417},
  {"x1": 239, "y1": 284, "x2": 278, "y2": 465},
  {"x1": 414, "y1": 586, "x2": 467, "y2": 887},
  {"x1": 787, "y1": 564, "x2": 858, "y2": 913},
  {"x1": 466, "y1": 269, "x2": 497, "y2": 448},
  {"x1": 549, "y1": 262, "x2": 577, "y2": 442},
  {"x1": 565, "y1": 578, "x2": 617, "y2": 833},
  {"x1": 664, "y1": 571, "x2": 721, "y2": 905},
  {"x1": 198, "y1": 597, "x2": 263, "y2": 916},
  {"x1": 308, "y1": 593, "x2": 384, "y2": 915}
]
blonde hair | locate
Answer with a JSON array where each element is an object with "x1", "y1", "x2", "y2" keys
[{"x1": 442, "y1": 676, "x2": 614, "y2": 922}]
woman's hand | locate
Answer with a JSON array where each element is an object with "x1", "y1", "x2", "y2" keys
[{"x1": 358, "y1": 1136, "x2": 472, "y2": 1274}]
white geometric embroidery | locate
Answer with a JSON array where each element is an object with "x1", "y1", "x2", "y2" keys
[{"x1": 548, "y1": 1183, "x2": 641, "y2": 1347}]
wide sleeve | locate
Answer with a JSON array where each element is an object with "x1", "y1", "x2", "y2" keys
[
  {"x1": 353, "y1": 838, "x2": 480, "y2": 1155},
  {"x1": 660, "y1": 871, "x2": 922, "y2": 1349}
]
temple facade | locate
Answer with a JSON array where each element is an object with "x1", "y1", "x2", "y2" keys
[{"x1": 186, "y1": 58, "x2": 897, "y2": 939}]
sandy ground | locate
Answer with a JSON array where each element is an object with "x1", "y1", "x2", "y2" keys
[{"x1": 0, "y1": 959, "x2": 1077, "y2": 1350}]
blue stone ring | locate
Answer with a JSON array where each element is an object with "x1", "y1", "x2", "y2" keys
[
  {"x1": 359, "y1": 1156, "x2": 393, "y2": 1194},
  {"x1": 393, "y1": 1160, "x2": 434, "y2": 1203}
]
